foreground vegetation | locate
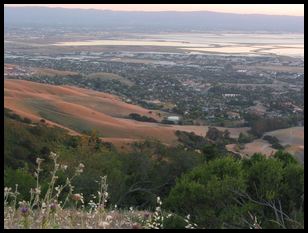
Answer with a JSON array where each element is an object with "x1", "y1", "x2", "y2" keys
[
  {"x1": 5, "y1": 152, "x2": 197, "y2": 229},
  {"x1": 4, "y1": 110, "x2": 304, "y2": 229}
]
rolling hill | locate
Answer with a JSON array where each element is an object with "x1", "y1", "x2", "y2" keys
[
  {"x1": 4, "y1": 79, "x2": 248, "y2": 146},
  {"x1": 226, "y1": 127, "x2": 304, "y2": 163},
  {"x1": 4, "y1": 7, "x2": 304, "y2": 33}
]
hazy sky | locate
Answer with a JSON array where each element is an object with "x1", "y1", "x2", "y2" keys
[{"x1": 5, "y1": 4, "x2": 304, "y2": 16}]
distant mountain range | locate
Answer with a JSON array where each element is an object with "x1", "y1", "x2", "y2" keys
[{"x1": 4, "y1": 6, "x2": 304, "y2": 33}]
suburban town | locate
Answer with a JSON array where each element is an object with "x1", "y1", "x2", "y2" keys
[{"x1": 4, "y1": 4, "x2": 304, "y2": 229}]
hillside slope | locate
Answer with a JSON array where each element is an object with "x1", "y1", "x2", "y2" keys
[{"x1": 4, "y1": 79, "x2": 248, "y2": 145}]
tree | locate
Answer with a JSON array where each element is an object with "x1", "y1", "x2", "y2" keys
[
  {"x1": 273, "y1": 150, "x2": 298, "y2": 166},
  {"x1": 4, "y1": 167, "x2": 36, "y2": 202},
  {"x1": 164, "y1": 157, "x2": 247, "y2": 228},
  {"x1": 206, "y1": 127, "x2": 223, "y2": 141},
  {"x1": 202, "y1": 144, "x2": 221, "y2": 162},
  {"x1": 238, "y1": 132, "x2": 255, "y2": 144},
  {"x1": 223, "y1": 130, "x2": 231, "y2": 139},
  {"x1": 241, "y1": 153, "x2": 304, "y2": 228}
]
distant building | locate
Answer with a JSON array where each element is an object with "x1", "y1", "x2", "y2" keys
[
  {"x1": 125, "y1": 98, "x2": 132, "y2": 103},
  {"x1": 167, "y1": 116, "x2": 180, "y2": 124},
  {"x1": 222, "y1": 94, "x2": 240, "y2": 98},
  {"x1": 236, "y1": 69, "x2": 247, "y2": 73},
  {"x1": 226, "y1": 111, "x2": 241, "y2": 120}
]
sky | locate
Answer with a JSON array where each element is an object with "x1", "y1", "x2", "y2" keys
[{"x1": 4, "y1": 4, "x2": 304, "y2": 16}]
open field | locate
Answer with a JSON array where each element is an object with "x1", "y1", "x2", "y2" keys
[
  {"x1": 265, "y1": 127, "x2": 304, "y2": 146},
  {"x1": 226, "y1": 139, "x2": 276, "y2": 158},
  {"x1": 4, "y1": 79, "x2": 248, "y2": 146},
  {"x1": 266, "y1": 127, "x2": 304, "y2": 163},
  {"x1": 226, "y1": 127, "x2": 304, "y2": 163},
  {"x1": 32, "y1": 67, "x2": 79, "y2": 77}
]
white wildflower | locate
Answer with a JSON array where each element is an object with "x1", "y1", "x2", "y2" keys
[
  {"x1": 106, "y1": 215, "x2": 113, "y2": 222},
  {"x1": 34, "y1": 187, "x2": 41, "y2": 195},
  {"x1": 98, "y1": 221, "x2": 110, "y2": 229},
  {"x1": 49, "y1": 152, "x2": 58, "y2": 159},
  {"x1": 36, "y1": 157, "x2": 44, "y2": 164}
]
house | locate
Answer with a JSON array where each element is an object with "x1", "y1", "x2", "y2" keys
[
  {"x1": 226, "y1": 111, "x2": 241, "y2": 120},
  {"x1": 167, "y1": 116, "x2": 180, "y2": 124}
]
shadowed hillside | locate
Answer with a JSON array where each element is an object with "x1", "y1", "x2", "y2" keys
[{"x1": 4, "y1": 80, "x2": 248, "y2": 146}]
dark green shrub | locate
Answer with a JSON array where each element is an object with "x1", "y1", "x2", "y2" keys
[{"x1": 163, "y1": 214, "x2": 187, "y2": 229}]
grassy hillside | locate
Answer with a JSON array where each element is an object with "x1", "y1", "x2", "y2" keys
[{"x1": 4, "y1": 79, "x2": 248, "y2": 146}]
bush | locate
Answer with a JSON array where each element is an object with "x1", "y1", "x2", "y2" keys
[
  {"x1": 166, "y1": 153, "x2": 304, "y2": 229},
  {"x1": 163, "y1": 214, "x2": 187, "y2": 229},
  {"x1": 206, "y1": 127, "x2": 223, "y2": 141},
  {"x1": 263, "y1": 135, "x2": 284, "y2": 150},
  {"x1": 164, "y1": 157, "x2": 246, "y2": 228},
  {"x1": 129, "y1": 113, "x2": 157, "y2": 123},
  {"x1": 4, "y1": 167, "x2": 36, "y2": 202},
  {"x1": 175, "y1": 130, "x2": 207, "y2": 150},
  {"x1": 23, "y1": 117, "x2": 32, "y2": 124},
  {"x1": 273, "y1": 150, "x2": 298, "y2": 166},
  {"x1": 238, "y1": 132, "x2": 255, "y2": 144},
  {"x1": 202, "y1": 144, "x2": 221, "y2": 162},
  {"x1": 161, "y1": 119, "x2": 175, "y2": 124}
]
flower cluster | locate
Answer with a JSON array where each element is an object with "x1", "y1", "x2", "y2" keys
[
  {"x1": 19, "y1": 201, "x2": 30, "y2": 217},
  {"x1": 184, "y1": 214, "x2": 198, "y2": 229},
  {"x1": 72, "y1": 193, "x2": 84, "y2": 204},
  {"x1": 74, "y1": 163, "x2": 85, "y2": 175},
  {"x1": 143, "y1": 196, "x2": 164, "y2": 229}
]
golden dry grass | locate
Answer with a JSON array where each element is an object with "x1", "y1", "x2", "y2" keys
[
  {"x1": 32, "y1": 67, "x2": 78, "y2": 77},
  {"x1": 226, "y1": 127, "x2": 304, "y2": 160},
  {"x1": 4, "y1": 79, "x2": 249, "y2": 147}
]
